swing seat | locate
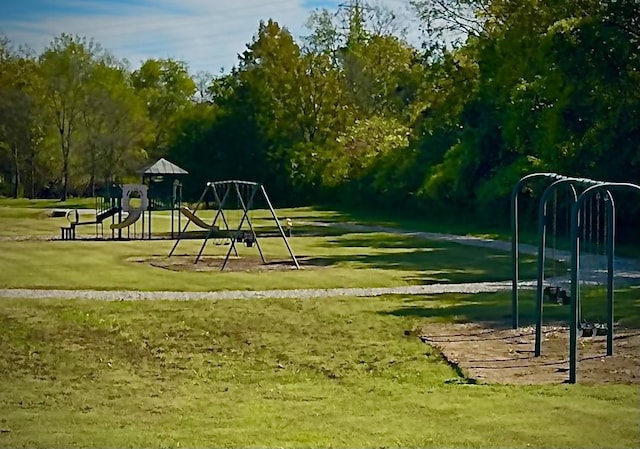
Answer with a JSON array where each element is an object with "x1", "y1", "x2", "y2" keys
[
  {"x1": 593, "y1": 322, "x2": 608, "y2": 336},
  {"x1": 543, "y1": 286, "x2": 554, "y2": 302},
  {"x1": 543, "y1": 286, "x2": 570, "y2": 305},
  {"x1": 557, "y1": 288, "x2": 571, "y2": 305},
  {"x1": 244, "y1": 232, "x2": 255, "y2": 247},
  {"x1": 578, "y1": 323, "x2": 595, "y2": 338},
  {"x1": 578, "y1": 322, "x2": 607, "y2": 338}
]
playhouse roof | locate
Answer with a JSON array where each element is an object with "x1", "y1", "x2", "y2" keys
[{"x1": 139, "y1": 158, "x2": 189, "y2": 176}]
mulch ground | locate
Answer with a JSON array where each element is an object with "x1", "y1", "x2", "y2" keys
[
  {"x1": 419, "y1": 322, "x2": 640, "y2": 384},
  {"x1": 134, "y1": 254, "x2": 319, "y2": 272}
]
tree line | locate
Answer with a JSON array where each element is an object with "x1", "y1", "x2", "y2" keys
[{"x1": 1, "y1": 0, "x2": 638, "y2": 226}]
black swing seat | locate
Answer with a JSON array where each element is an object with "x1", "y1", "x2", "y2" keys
[
  {"x1": 543, "y1": 286, "x2": 571, "y2": 305},
  {"x1": 578, "y1": 321, "x2": 608, "y2": 338},
  {"x1": 243, "y1": 232, "x2": 255, "y2": 247},
  {"x1": 207, "y1": 230, "x2": 255, "y2": 247},
  {"x1": 234, "y1": 231, "x2": 255, "y2": 247}
]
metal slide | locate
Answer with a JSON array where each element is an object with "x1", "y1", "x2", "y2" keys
[
  {"x1": 110, "y1": 208, "x2": 142, "y2": 230},
  {"x1": 95, "y1": 206, "x2": 120, "y2": 223},
  {"x1": 179, "y1": 206, "x2": 218, "y2": 231}
]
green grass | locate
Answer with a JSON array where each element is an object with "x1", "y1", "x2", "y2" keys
[
  {"x1": 0, "y1": 201, "x2": 573, "y2": 291},
  {"x1": 0, "y1": 294, "x2": 638, "y2": 448},
  {"x1": 316, "y1": 204, "x2": 640, "y2": 259},
  {"x1": 315, "y1": 203, "x2": 515, "y2": 239},
  {"x1": 0, "y1": 231, "x2": 543, "y2": 291},
  {"x1": 388, "y1": 286, "x2": 640, "y2": 328},
  {"x1": 0, "y1": 197, "x2": 96, "y2": 209},
  {"x1": 0, "y1": 200, "x2": 638, "y2": 448}
]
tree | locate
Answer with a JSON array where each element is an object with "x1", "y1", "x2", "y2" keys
[
  {"x1": 0, "y1": 36, "x2": 47, "y2": 198},
  {"x1": 193, "y1": 70, "x2": 214, "y2": 103},
  {"x1": 39, "y1": 33, "x2": 106, "y2": 200},
  {"x1": 410, "y1": 0, "x2": 490, "y2": 50},
  {"x1": 237, "y1": 20, "x2": 312, "y2": 194},
  {"x1": 80, "y1": 62, "x2": 150, "y2": 192},
  {"x1": 131, "y1": 58, "x2": 196, "y2": 159}
]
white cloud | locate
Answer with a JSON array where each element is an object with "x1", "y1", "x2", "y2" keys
[
  {"x1": 2, "y1": 0, "x2": 421, "y2": 74},
  {"x1": 2, "y1": 0, "x2": 330, "y2": 73}
]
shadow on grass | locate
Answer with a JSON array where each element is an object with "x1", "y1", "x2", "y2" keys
[
  {"x1": 161, "y1": 226, "x2": 511, "y2": 284},
  {"x1": 302, "y1": 232, "x2": 539, "y2": 283},
  {"x1": 311, "y1": 204, "x2": 511, "y2": 238},
  {"x1": 378, "y1": 288, "x2": 640, "y2": 329}
]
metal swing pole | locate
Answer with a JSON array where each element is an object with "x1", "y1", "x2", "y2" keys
[
  {"x1": 209, "y1": 183, "x2": 236, "y2": 245},
  {"x1": 569, "y1": 183, "x2": 639, "y2": 383},
  {"x1": 195, "y1": 183, "x2": 236, "y2": 263},
  {"x1": 169, "y1": 184, "x2": 209, "y2": 257},
  {"x1": 604, "y1": 191, "x2": 615, "y2": 356},
  {"x1": 511, "y1": 172, "x2": 563, "y2": 329},
  {"x1": 212, "y1": 183, "x2": 238, "y2": 256},
  {"x1": 238, "y1": 183, "x2": 266, "y2": 264},
  {"x1": 534, "y1": 179, "x2": 579, "y2": 356},
  {"x1": 261, "y1": 184, "x2": 300, "y2": 269},
  {"x1": 220, "y1": 183, "x2": 261, "y2": 270}
]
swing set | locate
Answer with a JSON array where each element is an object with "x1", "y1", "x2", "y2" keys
[
  {"x1": 511, "y1": 173, "x2": 640, "y2": 383},
  {"x1": 168, "y1": 180, "x2": 299, "y2": 271}
]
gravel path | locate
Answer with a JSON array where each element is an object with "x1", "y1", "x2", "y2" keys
[
  {"x1": 1, "y1": 220, "x2": 638, "y2": 301},
  {"x1": 0, "y1": 281, "x2": 532, "y2": 301}
]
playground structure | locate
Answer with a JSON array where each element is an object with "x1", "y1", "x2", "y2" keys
[
  {"x1": 61, "y1": 158, "x2": 188, "y2": 240},
  {"x1": 169, "y1": 180, "x2": 299, "y2": 271},
  {"x1": 511, "y1": 173, "x2": 640, "y2": 383}
]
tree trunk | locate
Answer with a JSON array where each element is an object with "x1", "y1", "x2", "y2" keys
[
  {"x1": 89, "y1": 171, "x2": 95, "y2": 197},
  {"x1": 11, "y1": 143, "x2": 20, "y2": 199},
  {"x1": 60, "y1": 125, "x2": 72, "y2": 201},
  {"x1": 61, "y1": 153, "x2": 69, "y2": 201},
  {"x1": 89, "y1": 145, "x2": 97, "y2": 197},
  {"x1": 28, "y1": 146, "x2": 36, "y2": 198}
]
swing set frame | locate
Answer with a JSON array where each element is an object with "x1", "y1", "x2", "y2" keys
[
  {"x1": 168, "y1": 180, "x2": 300, "y2": 271},
  {"x1": 511, "y1": 173, "x2": 640, "y2": 383}
]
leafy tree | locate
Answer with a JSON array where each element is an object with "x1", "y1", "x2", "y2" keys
[
  {"x1": 0, "y1": 36, "x2": 47, "y2": 198},
  {"x1": 237, "y1": 19, "x2": 319, "y2": 196},
  {"x1": 131, "y1": 58, "x2": 196, "y2": 159},
  {"x1": 38, "y1": 33, "x2": 107, "y2": 199},
  {"x1": 80, "y1": 62, "x2": 150, "y2": 192}
]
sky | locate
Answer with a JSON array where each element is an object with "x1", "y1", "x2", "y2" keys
[{"x1": 0, "y1": 0, "x2": 418, "y2": 74}]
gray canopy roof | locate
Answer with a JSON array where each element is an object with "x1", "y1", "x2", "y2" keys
[{"x1": 139, "y1": 158, "x2": 189, "y2": 176}]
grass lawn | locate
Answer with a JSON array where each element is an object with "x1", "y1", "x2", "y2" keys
[
  {"x1": 0, "y1": 233, "x2": 541, "y2": 291},
  {"x1": 0, "y1": 199, "x2": 638, "y2": 448},
  {"x1": 0, "y1": 205, "x2": 545, "y2": 291},
  {"x1": 1, "y1": 292, "x2": 638, "y2": 448}
]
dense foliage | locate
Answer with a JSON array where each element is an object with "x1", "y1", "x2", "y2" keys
[{"x1": 1, "y1": 0, "x2": 638, "y2": 224}]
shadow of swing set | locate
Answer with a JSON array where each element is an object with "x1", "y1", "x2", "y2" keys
[
  {"x1": 168, "y1": 180, "x2": 299, "y2": 271},
  {"x1": 511, "y1": 173, "x2": 640, "y2": 383}
]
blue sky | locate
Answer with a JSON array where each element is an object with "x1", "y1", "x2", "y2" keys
[{"x1": 0, "y1": 0, "x2": 415, "y2": 74}]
